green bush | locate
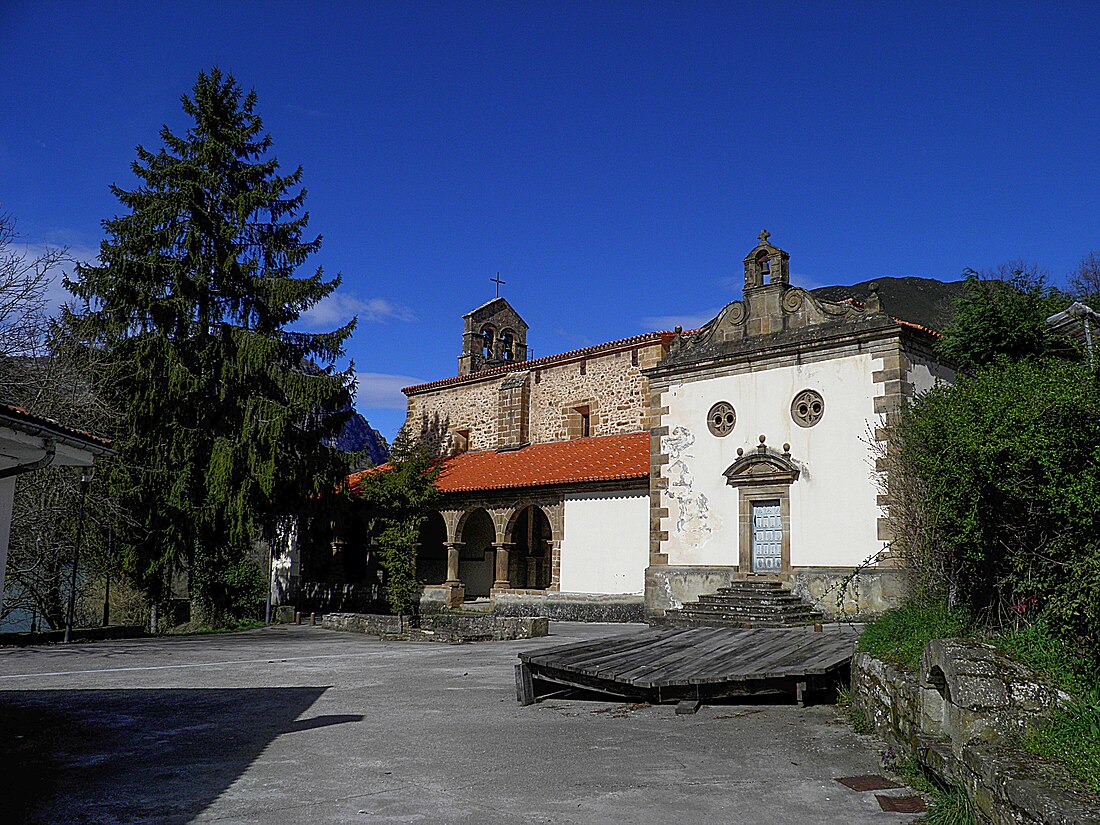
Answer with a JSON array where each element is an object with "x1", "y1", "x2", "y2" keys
[
  {"x1": 886, "y1": 358, "x2": 1100, "y2": 666},
  {"x1": 858, "y1": 605, "x2": 974, "y2": 669}
]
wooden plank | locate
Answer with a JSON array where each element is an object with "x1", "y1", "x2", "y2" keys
[
  {"x1": 644, "y1": 628, "x2": 764, "y2": 687},
  {"x1": 553, "y1": 629, "x2": 684, "y2": 676},
  {"x1": 580, "y1": 629, "x2": 702, "y2": 679},
  {"x1": 608, "y1": 628, "x2": 729, "y2": 684},
  {"x1": 656, "y1": 629, "x2": 783, "y2": 687},
  {"x1": 515, "y1": 662, "x2": 536, "y2": 706},
  {"x1": 519, "y1": 629, "x2": 656, "y2": 665},
  {"x1": 689, "y1": 631, "x2": 834, "y2": 685},
  {"x1": 625, "y1": 628, "x2": 741, "y2": 684}
]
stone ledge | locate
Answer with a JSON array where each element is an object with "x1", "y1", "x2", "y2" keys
[
  {"x1": 322, "y1": 612, "x2": 549, "y2": 643},
  {"x1": 851, "y1": 646, "x2": 1098, "y2": 823},
  {"x1": 492, "y1": 592, "x2": 644, "y2": 623}
]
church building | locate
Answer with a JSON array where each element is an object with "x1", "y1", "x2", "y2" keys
[{"x1": 340, "y1": 232, "x2": 954, "y2": 622}]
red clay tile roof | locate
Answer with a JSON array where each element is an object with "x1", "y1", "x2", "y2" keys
[
  {"x1": 403, "y1": 332, "x2": 676, "y2": 395},
  {"x1": 892, "y1": 317, "x2": 941, "y2": 337},
  {"x1": 0, "y1": 402, "x2": 114, "y2": 454},
  {"x1": 348, "y1": 431, "x2": 650, "y2": 495}
]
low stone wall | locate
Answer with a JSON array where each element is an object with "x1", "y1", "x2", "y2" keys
[
  {"x1": 644, "y1": 566, "x2": 740, "y2": 615},
  {"x1": 851, "y1": 640, "x2": 1099, "y2": 823},
  {"x1": 790, "y1": 567, "x2": 907, "y2": 620},
  {"x1": 322, "y1": 612, "x2": 548, "y2": 643},
  {"x1": 492, "y1": 591, "x2": 645, "y2": 623}
]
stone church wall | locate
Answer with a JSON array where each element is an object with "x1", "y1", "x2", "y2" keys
[{"x1": 404, "y1": 340, "x2": 666, "y2": 452}]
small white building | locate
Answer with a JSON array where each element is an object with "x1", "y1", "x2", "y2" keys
[
  {"x1": 642, "y1": 233, "x2": 954, "y2": 616},
  {"x1": 0, "y1": 403, "x2": 113, "y2": 613}
]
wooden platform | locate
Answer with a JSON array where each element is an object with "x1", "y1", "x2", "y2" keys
[{"x1": 516, "y1": 625, "x2": 861, "y2": 706}]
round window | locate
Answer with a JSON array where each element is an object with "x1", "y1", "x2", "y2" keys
[
  {"x1": 707, "y1": 401, "x2": 737, "y2": 437},
  {"x1": 791, "y1": 389, "x2": 825, "y2": 428}
]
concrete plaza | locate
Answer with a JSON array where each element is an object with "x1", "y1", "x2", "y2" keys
[{"x1": 0, "y1": 623, "x2": 920, "y2": 824}]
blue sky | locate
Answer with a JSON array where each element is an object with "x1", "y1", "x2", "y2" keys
[{"x1": 2, "y1": 1, "x2": 1098, "y2": 439}]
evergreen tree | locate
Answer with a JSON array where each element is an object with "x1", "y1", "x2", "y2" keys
[
  {"x1": 66, "y1": 69, "x2": 355, "y2": 623},
  {"x1": 937, "y1": 263, "x2": 1069, "y2": 370}
]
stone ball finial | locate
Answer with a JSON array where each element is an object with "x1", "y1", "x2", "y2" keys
[
  {"x1": 674, "y1": 325, "x2": 683, "y2": 335},
  {"x1": 783, "y1": 442, "x2": 791, "y2": 454},
  {"x1": 736, "y1": 447, "x2": 744, "y2": 457},
  {"x1": 758, "y1": 434, "x2": 766, "y2": 444}
]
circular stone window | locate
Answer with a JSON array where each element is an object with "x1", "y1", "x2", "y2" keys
[
  {"x1": 707, "y1": 401, "x2": 737, "y2": 437},
  {"x1": 791, "y1": 389, "x2": 825, "y2": 428}
]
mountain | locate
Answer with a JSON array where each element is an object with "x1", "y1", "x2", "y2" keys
[
  {"x1": 811, "y1": 276, "x2": 967, "y2": 332},
  {"x1": 331, "y1": 411, "x2": 389, "y2": 469}
]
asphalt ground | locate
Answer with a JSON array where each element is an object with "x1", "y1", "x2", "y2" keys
[{"x1": 0, "y1": 623, "x2": 921, "y2": 824}]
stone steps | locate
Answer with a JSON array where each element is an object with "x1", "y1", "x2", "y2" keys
[{"x1": 660, "y1": 579, "x2": 826, "y2": 628}]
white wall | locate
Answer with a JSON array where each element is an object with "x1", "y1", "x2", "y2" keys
[
  {"x1": 908, "y1": 348, "x2": 956, "y2": 396},
  {"x1": 660, "y1": 353, "x2": 883, "y2": 569},
  {"x1": 559, "y1": 492, "x2": 649, "y2": 594}
]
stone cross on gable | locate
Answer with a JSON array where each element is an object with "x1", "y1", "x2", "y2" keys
[
  {"x1": 758, "y1": 229, "x2": 771, "y2": 244},
  {"x1": 491, "y1": 272, "x2": 506, "y2": 298}
]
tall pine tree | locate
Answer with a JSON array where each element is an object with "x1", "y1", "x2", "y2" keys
[{"x1": 67, "y1": 69, "x2": 355, "y2": 623}]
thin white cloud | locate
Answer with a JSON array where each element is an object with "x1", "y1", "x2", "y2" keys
[
  {"x1": 284, "y1": 104, "x2": 330, "y2": 118},
  {"x1": 300, "y1": 293, "x2": 416, "y2": 329},
  {"x1": 13, "y1": 240, "x2": 98, "y2": 316},
  {"x1": 354, "y1": 372, "x2": 425, "y2": 410},
  {"x1": 641, "y1": 307, "x2": 724, "y2": 332}
]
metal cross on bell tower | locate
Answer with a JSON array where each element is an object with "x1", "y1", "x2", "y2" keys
[{"x1": 490, "y1": 272, "x2": 506, "y2": 298}]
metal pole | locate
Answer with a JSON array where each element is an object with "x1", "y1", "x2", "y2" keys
[
  {"x1": 265, "y1": 538, "x2": 273, "y2": 625},
  {"x1": 102, "y1": 529, "x2": 112, "y2": 627},
  {"x1": 63, "y1": 470, "x2": 90, "y2": 644},
  {"x1": 1085, "y1": 316, "x2": 1095, "y2": 371}
]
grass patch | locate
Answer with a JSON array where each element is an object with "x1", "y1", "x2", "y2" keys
[
  {"x1": 858, "y1": 604, "x2": 974, "y2": 669},
  {"x1": 993, "y1": 618, "x2": 1100, "y2": 791},
  {"x1": 921, "y1": 784, "x2": 978, "y2": 825},
  {"x1": 835, "y1": 684, "x2": 875, "y2": 734},
  {"x1": 166, "y1": 618, "x2": 266, "y2": 635},
  {"x1": 882, "y1": 751, "x2": 975, "y2": 825},
  {"x1": 993, "y1": 619, "x2": 1098, "y2": 698},
  {"x1": 1018, "y1": 702, "x2": 1100, "y2": 793}
]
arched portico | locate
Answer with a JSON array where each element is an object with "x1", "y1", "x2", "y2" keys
[
  {"x1": 457, "y1": 508, "x2": 496, "y2": 598},
  {"x1": 506, "y1": 505, "x2": 553, "y2": 590},
  {"x1": 416, "y1": 511, "x2": 448, "y2": 585}
]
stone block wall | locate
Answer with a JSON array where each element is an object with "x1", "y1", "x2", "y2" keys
[
  {"x1": 851, "y1": 641, "x2": 1098, "y2": 824},
  {"x1": 405, "y1": 338, "x2": 668, "y2": 453},
  {"x1": 321, "y1": 611, "x2": 549, "y2": 643}
]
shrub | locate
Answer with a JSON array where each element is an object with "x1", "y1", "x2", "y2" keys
[
  {"x1": 883, "y1": 358, "x2": 1100, "y2": 665},
  {"x1": 858, "y1": 605, "x2": 974, "y2": 669}
]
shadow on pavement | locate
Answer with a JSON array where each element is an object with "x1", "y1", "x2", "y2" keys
[{"x1": 0, "y1": 686, "x2": 357, "y2": 824}]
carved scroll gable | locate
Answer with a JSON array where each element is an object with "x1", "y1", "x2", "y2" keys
[{"x1": 723, "y1": 449, "x2": 801, "y2": 488}]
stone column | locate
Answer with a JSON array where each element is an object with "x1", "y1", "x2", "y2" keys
[
  {"x1": 444, "y1": 542, "x2": 463, "y2": 584},
  {"x1": 438, "y1": 542, "x2": 465, "y2": 607},
  {"x1": 493, "y1": 542, "x2": 513, "y2": 591}
]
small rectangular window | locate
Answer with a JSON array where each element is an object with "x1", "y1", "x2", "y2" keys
[
  {"x1": 581, "y1": 413, "x2": 590, "y2": 437},
  {"x1": 452, "y1": 429, "x2": 470, "y2": 454},
  {"x1": 631, "y1": 349, "x2": 639, "y2": 367}
]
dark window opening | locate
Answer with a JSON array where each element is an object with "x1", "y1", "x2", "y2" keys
[
  {"x1": 756, "y1": 250, "x2": 771, "y2": 281},
  {"x1": 481, "y1": 327, "x2": 495, "y2": 359}
]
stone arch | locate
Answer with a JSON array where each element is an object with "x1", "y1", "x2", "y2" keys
[
  {"x1": 480, "y1": 324, "x2": 496, "y2": 359},
  {"x1": 416, "y1": 511, "x2": 448, "y2": 585},
  {"x1": 506, "y1": 504, "x2": 554, "y2": 590},
  {"x1": 457, "y1": 507, "x2": 496, "y2": 598},
  {"x1": 500, "y1": 327, "x2": 516, "y2": 361}
]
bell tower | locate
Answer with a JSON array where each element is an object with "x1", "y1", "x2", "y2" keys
[
  {"x1": 458, "y1": 298, "x2": 529, "y2": 376},
  {"x1": 743, "y1": 229, "x2": 790, "y2": 291}
]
